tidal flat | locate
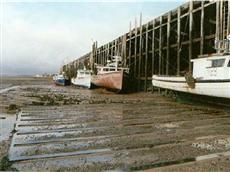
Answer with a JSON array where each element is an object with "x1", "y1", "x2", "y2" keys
[{"x1": 0, "y1": 76, "x2": 230, "y2": 171}]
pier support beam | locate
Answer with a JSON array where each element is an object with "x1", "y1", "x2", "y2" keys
[
  {"x1": 128, "y1": 22, "x2": 132, "y2": 69},
  {"x1": 177, "y1": 7, "x2": 181, "y2": 76},
  {"x1": 228, "y1": 0, "x2": 230, "y2": 37},
  {"x1": 144, "y1": 23, "x2": 149, "y2": 92},
  {"x1": 134, "y1": 18, "x2": 137, "y2": 78},
  {"x1": 138, "y1": 13, "x2": 143, "y2": 90},
  {"x1": 166, "y1": 12, "x2": 171, "y2": 75},
  {"x1": 159, "y1": 16, "x2": 162, "y2": 75},
  {"x1": 151, "y1": 20, "x2": 155, "y2": 92},
  {"x1": 189, "y1": 0, "x2": 193, "y2": 72},
  {"x1": 200, "y1": 1, "x2": 204, "y2": 55}
]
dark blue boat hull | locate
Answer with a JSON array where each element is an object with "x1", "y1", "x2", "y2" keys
[{"x1": 55, "y1": 79, "x2": 70, "y2": 86}]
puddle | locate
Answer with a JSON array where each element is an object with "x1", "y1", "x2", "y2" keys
[
  {"x1": 14, "y1": 154, "x2": 114, "y2": 170},
  {"x1": 9, "y1": 148, "x2": 111, "y2": 161},
  {"x1": 0, "y1": 113, "x2": 16, "y2": 141},
  {"x1": 0, "y1": 86, "x2": 20, "y2": 94}
]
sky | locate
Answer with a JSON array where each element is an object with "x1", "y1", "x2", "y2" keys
[{"x1": 1, "y1": 0, "x2": 186, "y2": 76}]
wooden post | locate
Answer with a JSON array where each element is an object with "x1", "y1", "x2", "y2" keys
[
  {"x1": 144, "y1": 23, "x2": 149, "y2": 92},
  {"x1": 200, "y1": 1, "x2": 204, "y2": 55},
  {"x1": 228, "y1": 0, "x2": 230, "y2": 37},
  {"x1": 223, "y1": 1, "x2": 226, "y2": 39},
  {"x1": 134, "y1": 18, "x2": 137, "y2": 78},
  {"x1": 128, "y1": 22, "x2": 132, "y2": 69},
  {"x1": 103, "y1": 48, "x2": 104, "y2": 64},
  {"x1": 216, "y1": 1, "x2": 220, "y2": 53},
  {"x1": 166, "y1": 12, "x2": 171, "y2": 75},
  {"x1": 91, "y1": 42, "x2": 95, "y2": 70},
  {"x1": 138, "y1": 13, "x2": 143, "y2": 90},
  {"x1": 95, "y1": 44, "x2": 97, "y2": 64},
  {"x1": 152, "y1": 20, "x2": 155, "y2": 75},
  {"x1": 220, "y1": 0, "x2": 223, "y2": 41},
  {"x1": 115, "y1": 39, "x2": 117, "y2": 56},
  {"x1": 159, "y1": 16, "x2": 162, "y2": 75},
  {"x1": 123, "y1": 35, "x2": 127, "y2": 66},
  {"x1": 98, "y1": 48, "x2": 101, "y2": 65},
  {"x1": 106, "y1": 44, "x2": 109, "y2": 63},
  {"x1": 189, "y1": 0, "x2": 193, "y2": 72},
  {"x1": 177, "y1": 7, "x2": 181, "y2": 76},
  {"x1": 151, "y1": 20, "x2": 155, "y2": 92}
]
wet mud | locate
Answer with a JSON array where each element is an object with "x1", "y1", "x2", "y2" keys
[{"x1": 0, "y1": 77, "x2": 230, "y2": 171}]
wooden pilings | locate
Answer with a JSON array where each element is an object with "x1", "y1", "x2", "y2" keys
[
  {"x1": 177, "y1": 7, "x2": 181, "y2": 76},
  {"x1": 63, "y1": 1, "x2": 228, "y2": 92}
]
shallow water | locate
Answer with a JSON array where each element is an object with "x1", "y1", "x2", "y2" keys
[
  {"x1": 0, "y1": 113, "x2": 16, "y2": 141},
  {"x1": 0, "y1": 86, "x2": 20, "y2": 94}
]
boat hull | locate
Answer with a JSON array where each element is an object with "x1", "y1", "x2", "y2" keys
[
  {"x1": 152, "y1": 75, "x2": 230, "y2": 99},
  {"x1": 71, "y1": 77, "x2": 91, "y2": 89},
  {"x1": 55, "y1": 79, "x2": 70, "y2": 86},
  {"x1": 92, "y1": 70, "x2": 129, "y2": 92}
]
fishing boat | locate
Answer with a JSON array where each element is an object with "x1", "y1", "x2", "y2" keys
[
  {"x1": 91, "y1": 56, "x2": 130, "y2": 92},
  {"x1": 152, "y1": 38, "x2": 230, "y2": 99},
  {"x1": 71, "y1": 68, "x2": 92, "y2": 88},
  {"x1": 53, "y1": 74, "x2": 70, "y2": 86}
]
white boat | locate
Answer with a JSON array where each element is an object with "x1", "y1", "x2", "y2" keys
[
  {"x1": 152, "y1": 38, "x2": 230, "y2": 99},
  {"x1": 71, "y1": 69, "x2": 92, "y2": 89}
]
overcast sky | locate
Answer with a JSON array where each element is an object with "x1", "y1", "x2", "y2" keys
[{"x1": 1, "y1": 0, "x2": 185, "y2": 76}]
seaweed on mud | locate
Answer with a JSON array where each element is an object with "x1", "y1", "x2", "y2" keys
[
  {"x1": 0, "y1": 156, "x2": 17, "y2": 171},
  {"x1": 5, "y1": 104, "x2": 20, "y2": 114},
  {"x1": 32, "y1": 101, "x2": 45, "y2": 106},
  {"x1": 26, "y1": 93, "x2": 81, "y2": 106}
]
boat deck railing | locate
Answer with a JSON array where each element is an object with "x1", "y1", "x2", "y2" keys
[{"x1": 215, "y1": 38, "x2": 230, "y2": 54}]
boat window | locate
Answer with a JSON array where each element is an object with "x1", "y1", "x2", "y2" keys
[
  {"x1": 80, "y1": 72, "x2": 84, "y2": 75},
  {"x1": 211, "y1": 59, "x2": 225, "y2": 67},
  {"x1": 110, "y1": 68, "x2": 115, "y2": 71},
  {"x1": 85, "y1": 72, "x2": 90, "y2": 74},
  {"x1": 228, "y1": 60, "x2": 230, "y2": 67}
]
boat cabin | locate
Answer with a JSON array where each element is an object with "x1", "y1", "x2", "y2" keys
[
  {"x1": 191, "y1": 54, "x2": 230, "y2": 80},
  {"x1": 191, "y1": 38, "x2": 230, "y2": 80},
  {"x1": 96, "y1": 56, "x2": 129, "y2": 74},
  {"x1": 77, "y1": 69, "x2": 92, "y2": 77}
]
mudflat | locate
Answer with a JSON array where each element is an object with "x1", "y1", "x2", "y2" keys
[{"x1": 0, "y1": 77, "x2": 230, "y2": 171}]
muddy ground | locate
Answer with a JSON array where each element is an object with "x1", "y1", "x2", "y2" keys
[{"x1": 0, "y1": 77, "x2": 230, "y2": 171}]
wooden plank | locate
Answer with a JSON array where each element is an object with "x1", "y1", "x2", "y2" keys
[
  {"x1": 166, "y1": 12, "x2": 171, "y2": 75},
  {"x1": 189, "y1": 0, "x2": 193, "y2": 72},
  {"x1": 177, "y1": 7, "x2": 181, "y2": 76},
  {"x1": 200, "y1": 1, "x2": 204, "y2": 55}
]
